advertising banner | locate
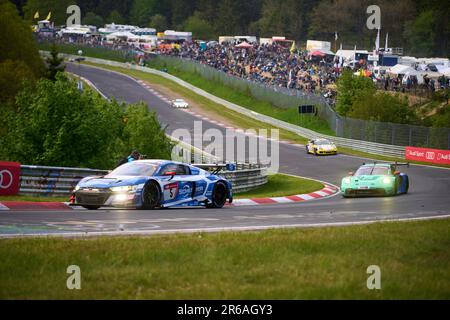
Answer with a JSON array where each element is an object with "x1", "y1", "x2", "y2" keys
[
  {"x1": 405, "y1": 147, "x2": 450, "y2": 165},
  {"x1": 0, "y1": 161, "x2": 21, "y2": 195}
]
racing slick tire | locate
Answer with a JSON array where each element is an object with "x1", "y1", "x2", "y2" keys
[
  {"x1": 141, "y1": 181, "x2": 161, "y2": 210},
  {"x1": 207, "y1": 181, "x2": 228, "y2": 208},
  {"x1": 314, "y1": 148, "x2": 318, "y2": 156},
  {"x1": 305, "y1": 146, "x2": 309, "y2": 154},
  {"x1": 82, "y1": 205, "x2": 100, "y2": 210},
  {"x1": 404, "y1": 176, "x2": 409, "y2": 194}
]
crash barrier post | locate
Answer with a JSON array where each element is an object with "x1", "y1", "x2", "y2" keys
[
  {"x1": 40, "y1": 51, "x2": 450, "y2": 156},
  {"x1": 17, "y1": 164, "x2": 267, "y2": 197}
]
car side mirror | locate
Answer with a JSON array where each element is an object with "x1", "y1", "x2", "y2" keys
[
  {"x1": 163, "y1": 171, "x2": 176, "y2": 176},
  {"x1": 348, "y1": 172, "x2": 354, "y2": 176}
]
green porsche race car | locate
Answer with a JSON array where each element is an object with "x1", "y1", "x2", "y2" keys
[{"x1": 341, "y1": 162, "x2": 409, "y2": 197}]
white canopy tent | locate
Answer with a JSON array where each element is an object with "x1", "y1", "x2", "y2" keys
[{"x1": 388, "y1": 64, "x2": 415, "y2": 75}]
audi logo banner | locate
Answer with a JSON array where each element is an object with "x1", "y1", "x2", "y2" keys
[
  {"x1": 0, "y1": 161, "x2": 21, "y2": 195},
  {"x1": 405, "y1": 147, "x2": 450, "y2": 165}
]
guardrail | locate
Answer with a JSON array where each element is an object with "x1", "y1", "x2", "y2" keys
[
  {"x1": 18, "y1": 163, "x2": 267, "y2": 197},
  {"x1": 49, "y1": 52, "x2": 410, "y2": 158}
]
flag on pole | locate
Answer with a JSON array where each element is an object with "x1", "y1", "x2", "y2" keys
[
  {"x1": 375, "y1": 28, "x2": 380, "y2": 51},
  {"x1": 335, "y1": 32, "x2": 338, "y2": 41},
  {"x1": 385, "y1": 32, "x2": 389, "y2": 51},
  {"x1": 290, "y1": 41, "x2": 296, "y2": 53},
  {"x1": 33, "y1": 11, "x2": 39, "y2": 19},
  {"x1": 45, "y1": 11, "x2": 51, "y2": 21}
]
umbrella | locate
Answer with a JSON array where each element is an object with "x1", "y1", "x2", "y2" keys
[
  {"x1": 235, "y1": 41, "x2": 253, "y2": 48},
  {"x1": 310, "y1": 50, "x2": 326, "y2": 57}
]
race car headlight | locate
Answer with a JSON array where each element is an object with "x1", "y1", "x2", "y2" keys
[
  {"x1": 110, "y1": 185, "x2": 137, "y2": 192},
  {"x1": 383, "y1": 177, "x2": 392, "y2": 184},
  {"x1": 343, "y1": 178, "x2": 351, "y2": 184}
]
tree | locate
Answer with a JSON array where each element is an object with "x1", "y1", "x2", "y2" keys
[
  {"x1": 45, "y1": 43, "x2": 65, "y2": 81},
  {"x1": 184, "y1": 11, "x2": 215, "y2": 40},
  {"x1": 0, "y1": 0, "x2": 45, "y2": 78},
  {"x1": 349, "y1": 91, "x2": 416, "y2": 124},
  {"x1": 336, "y1": 70, "x2": 376, "y2": 116},
  {"x1": 404, "y1": 10, "x2": 436, "y2": 57},
  {"x1": 122, "y1": 102, "x2": 173, "y2": 160},
  {"x1": 107, "y1": 9, "x2": 125, "y2": 24},
  {"x1": 2, "y1": 73, "x2": 173, "y2": 168},
  {"x1": 130, "y1": 0, "x2": 157, "y2": 26},
  {"x1": 82, "y1": 11, "x2": 104, "y2": 27},
  {"x1": 149, "y1": 14, "x2": 168, "y2": 31}
]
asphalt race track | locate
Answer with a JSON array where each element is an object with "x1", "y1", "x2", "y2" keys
[{"x1": 1, "y1": 63, "x2": 448, "y2": 237}]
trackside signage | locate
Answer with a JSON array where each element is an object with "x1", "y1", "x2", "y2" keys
[
  {"x1": 0, "y1": 161, "x2": 21, "y2": 195},
  {"x1": 405, "y1": 147, "x2": 450, "y2": 165}
]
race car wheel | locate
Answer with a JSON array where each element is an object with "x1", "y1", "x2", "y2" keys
[
  {"x1": 142, "y1": 181, "x2": 161, "y2": 210},
  {"x1": 314, "y1": 148, "x2": 318, "y2": 156},
  {"x1": 305, "y1": 145, "x2": 309, "y2": 154},
  {"x1": 207, "y1": 181, "x2": 227, "y2": 208},
  {"x1": 82, "y1": 205, "x2": 100, "y2": 210}
]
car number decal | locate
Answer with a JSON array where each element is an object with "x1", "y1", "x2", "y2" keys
[{"x1": 164, "y1": 182, "x2": 179, "y2": 200}]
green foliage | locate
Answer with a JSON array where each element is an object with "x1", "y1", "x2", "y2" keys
[
  {"x1": 82, "y1": 11, "x2": 104, "y2": 27},
  {"x1": 349, "y1": 91, "x2": 417, "y2": 124},
  {"x1": 1, "y1": 73, "x2": 173, "y2": 169},
  {"x1": 149, "y1": 14, "x2": 167, "y2": 31},
  {"x1": 183, "y1": 11, "x2": 215, "y2": 40},
  {"x1": 45, "y1": 43, "x2": 65, "y2": 81},
  {"x1": 130, "y1": 0, "x2": 157, "y2": 26},
  {"x1": 107, "y1": 9, "x2": 125, "y2": 25},
  {"x1": 122, "y1": 102, "x2": 173, "y2": 160},
  {"x1": 336, "y1": 70, "x2": 375, "y2": 116},
  {"x1": 0, "y1": 59, "x2": 34, "y2": 105},
  {"x1": 0, "y1": 0, "x2": 45, "y2": 78},
  {"x1": 428, "y1": 105, "x2": 450, "y2": 128},
  {"x1": 404, "y1": 10, "x2": 436, "y2": 57},
  {"x1": 23, "y1": 0, "x2": 75, "y2": 25}
]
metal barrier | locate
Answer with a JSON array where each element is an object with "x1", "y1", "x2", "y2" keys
[{"x1": 19, "y1": 163, "x2": 267, "y2": 196}]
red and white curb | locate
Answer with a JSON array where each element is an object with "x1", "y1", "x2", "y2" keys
[{"x1": 229, "y1": 184, "x2": 339, "y2": 206}]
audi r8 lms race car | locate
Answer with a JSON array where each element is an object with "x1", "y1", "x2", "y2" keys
[
  {"x1": 341, "y1": 162, "x2": 409, "y2": 197},
  {"x1": 171, "y1": 98, "x2": 189, "y2": 108},
  {"x1": 70, "y1": 160, "x2": 233, "y2": 209},
  {"x1": 306, "y1": 138, "x2": 337, "y2": 155}
]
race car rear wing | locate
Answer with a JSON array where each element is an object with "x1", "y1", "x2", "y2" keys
[{"x1": 193, "y1": 163, "x2": 236, "y2": 174}]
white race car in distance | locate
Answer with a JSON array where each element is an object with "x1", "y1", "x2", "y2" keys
[{"x1": 171, "y1": 99, "x2": 189, "y2": 108}]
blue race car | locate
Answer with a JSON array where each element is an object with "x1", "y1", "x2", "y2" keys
[{"x1": 70, "y1": 160, "x2": 233, "y2": 210}]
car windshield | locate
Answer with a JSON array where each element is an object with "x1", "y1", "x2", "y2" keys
[
  {"x1": 315, "y1": 140, "x2": 332, "y2": 145},
  {"x1": 175, "y1": 99, "x2": 184, "y2": 102},
  {"x1": 355, "y1": 166, "x2": 390, "y2": 176},
  {"x1": 107, "y1": 162, "x2": 157, "y2": 177}
]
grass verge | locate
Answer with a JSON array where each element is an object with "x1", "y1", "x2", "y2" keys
[
  {"x1": 81, "y1": 62, "x2": 450, "y2": 168},
  {"x1": 235, "y1": 174, "x2": 323, "y2": 199},
  {"x1": 0, "y1": 218, "x2": 448, "y2": 299}
]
